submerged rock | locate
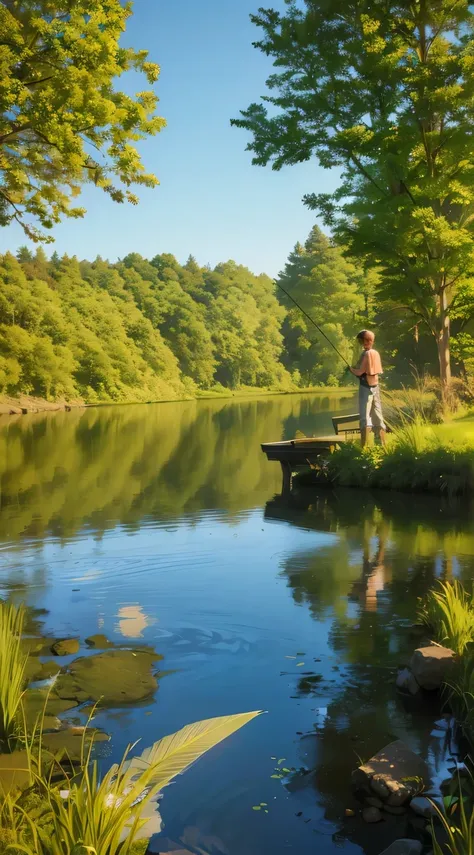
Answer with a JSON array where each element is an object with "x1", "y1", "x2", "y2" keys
[
  {"x1": 51, "y1": 638, "x2": 80, "y2": 657},
  {"x1": 85, "y1": 634, "x2": 115, "y2": 649},
  {"x1": 41, "y1": 727, "x2": 109, "y2": 762},
  {"x1": 410, "y1": 646, "x2": 455, "y2": 691},
  {"x1": 352, "y1": 740, "x2": 430, "y2": 800},
  {"x1": 0, "y1": 751, "x2": 30, "y2": 794},
  {"x1": 396, "y1": 667, "x2": 421, "y2": 696},
  {"x1": 23, "y1": 688, "x2": 78, "y2": 727},
  {"x1": 379, "y1": 841, "x2": 422, "y2": 855},
  {"x1": 55, "y1": 648, "x2": 162, "y2": 705},
  {"x1": 410, "y1": 796, "x2": 439, "y2": 818}
]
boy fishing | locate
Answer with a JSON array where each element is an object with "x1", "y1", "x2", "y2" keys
[{"x1": 349, "y1": 330, "x2": 386, "y2": 447}]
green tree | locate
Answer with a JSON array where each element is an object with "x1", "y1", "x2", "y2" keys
[
  {"x1": 0, "y1": 0, "x2": 164, "y2": 242},
  {"x1": 277, "y1": 227, "x2": 363, "y2": 385},
  {"x1": 233, "y1": 0, "x2": 474, "y2": 393}
]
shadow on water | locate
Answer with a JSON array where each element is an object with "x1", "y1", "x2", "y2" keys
[{"x1": 1, "y1": 395, "x2": 474, "y2": 855}]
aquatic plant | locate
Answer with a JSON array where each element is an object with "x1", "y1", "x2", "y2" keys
[
  {"x1": 430, "y1": 779, "x2": 474, "y2": 855},
  {"x1": 449, "y1": 653, "x2": 474, "y2": 750},
  {"x1": 419, "y1": 581, "x2": 474, "y2": 656},
  {"x1": 0, "y1": 602, "x2": 28, "y2": 752},
  {"x1": 1, "y1": 710, "x2": 262, "y2": 855}
]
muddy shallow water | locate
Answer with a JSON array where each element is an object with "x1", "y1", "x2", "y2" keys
[{"x1": 0, "y1": 394, "x2": 472, "y2": 855}]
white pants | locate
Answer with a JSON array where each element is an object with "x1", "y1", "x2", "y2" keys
[{"x1": 359, "y1": 384, "x2": 386, "y2": 432}]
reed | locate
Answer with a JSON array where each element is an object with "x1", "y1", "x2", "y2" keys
[
  {"x1": 418, "y1": 580, "x2": 474, "y2": 656},
  {"x1": 0, "y1": 602, "x2": 27, "y2": 752}
]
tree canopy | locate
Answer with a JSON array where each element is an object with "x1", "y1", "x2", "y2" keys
[
  {"x1": 0, "y1": 0, "x2": 164, "y2": 242},
  {"x1": 232, "y1": 0, "x2": 474, "y2": 391}
]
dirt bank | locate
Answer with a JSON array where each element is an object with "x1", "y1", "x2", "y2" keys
[{"x1": 0, "y1": 395, "x2": 85, "y2": 416}]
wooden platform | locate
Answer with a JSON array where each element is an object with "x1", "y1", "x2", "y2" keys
[{"x1": 261, "y1": 434, "x2": 346, "y2": 491}]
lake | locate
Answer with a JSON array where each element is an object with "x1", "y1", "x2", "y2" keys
[{"x1": 0, "y1": 393, "x2": 473, "y2": 855}]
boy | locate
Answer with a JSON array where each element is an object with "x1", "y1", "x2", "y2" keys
[{"x1": 349, "y1": 330, "x2": 386, "y2": 447}]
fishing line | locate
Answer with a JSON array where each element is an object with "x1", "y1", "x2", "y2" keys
[{"x1": 274, "y1": 281, "x2": 351, "y2": 368}]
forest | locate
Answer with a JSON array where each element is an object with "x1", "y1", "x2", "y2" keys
[{"x1": 0, "y1": 226, "x2": 464, "y2": 404}]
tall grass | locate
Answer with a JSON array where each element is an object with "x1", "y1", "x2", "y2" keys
[
  {"x1": 450, "y1": 654, "x2": 474, "y2": 750},
  {"x1": 430, "y1": 778, "x2": 474, "y2": 855},
  {"x1": 418, "y1": 581, "x2": 474, "y2": 655},
  {"x1": 0, "y1": 602, "x2": 27, "y2": 752}
]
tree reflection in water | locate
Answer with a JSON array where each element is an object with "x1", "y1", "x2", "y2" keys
[{"x1": 265, "y1": 487, "x2": 474, "y2": 854}]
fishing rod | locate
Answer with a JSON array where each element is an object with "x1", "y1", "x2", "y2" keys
[{"x1": 274, "y1": 281, "x2": 351, "y2": 368}]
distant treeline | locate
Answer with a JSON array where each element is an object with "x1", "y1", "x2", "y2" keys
[{"x1": 0, "y1": 227, "x2": 443, "y2": 403}]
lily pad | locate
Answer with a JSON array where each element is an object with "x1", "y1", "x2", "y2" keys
[{"x1": 55, "y1": 649, "x2": 162, "y2": 706}]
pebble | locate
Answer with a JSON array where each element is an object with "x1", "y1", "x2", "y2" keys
[
  {"x1": 383, "y1": 804, "x2": 407, "y2": 816},
  {"x1": 365, "y1": 796, "x2": 383, "y2": 808},
  {"x1": 362, "y1": 806, "x2": 383, "y2": 823}
]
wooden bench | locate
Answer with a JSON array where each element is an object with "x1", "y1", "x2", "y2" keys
[{"x1": 332, "y1": 413, "x2": 360, "y2": 436}]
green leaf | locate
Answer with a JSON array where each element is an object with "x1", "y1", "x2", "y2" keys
[{"x1": 122, "y1": 710, "x2": 262, "y2": 791}]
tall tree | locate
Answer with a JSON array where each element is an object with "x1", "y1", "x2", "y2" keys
[
  {"x1": 233, "y1": 0, "x2": 474, "y2": 393},
  {"x1": 0, "y1": 0, "x2": 164, "y2": 241}
]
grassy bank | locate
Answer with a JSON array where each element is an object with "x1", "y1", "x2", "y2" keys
[{"x1": 296, "y1": 415, "x2": 474, "y2": 496}]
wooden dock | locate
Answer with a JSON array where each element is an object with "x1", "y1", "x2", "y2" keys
[
  {"x1": 261, "y1": 434, "x2": 346, "y2": 491},
  {"x1": 261, "y1": 414, "x2": 360, "y2": 491}
]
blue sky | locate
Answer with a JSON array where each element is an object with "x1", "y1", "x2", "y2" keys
[{"x1": 0, "y1": 0, "x2": 338, "y2": 277}]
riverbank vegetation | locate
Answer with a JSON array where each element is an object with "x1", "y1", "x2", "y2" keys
[
  {"x1": 298, "y1": 416, "x2": 474, "y2": 495},
  {"x1": 417, "y1": 581, "x2": 474, "y2": 853},
  {"x1": 5, "y1": 228, "x2": 474, "y2": 407}
]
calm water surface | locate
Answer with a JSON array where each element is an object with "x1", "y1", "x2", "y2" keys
[{"x1": 1, "y1": 393, "x2": 473, "y2": 855}]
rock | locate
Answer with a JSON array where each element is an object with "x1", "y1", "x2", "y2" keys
[
  {"x1": 352, "y1": 740, "x2": 430, "y2": 800},
  {"x1": 55, "y1": 648, "x2": 162, "y2": 705},
  {"x1": 41, "y1": 727, "x2": 109, "y2": 762},
  {"x1": 0, "y1": 751, "x2": 30, "y2": 795},
  {"x1": 386, "y1": 780, "x2": 411, "y2": 806},
  {"x1": 362, "y1": 806, "x2": 383, "y2": 823},
  {"x1": 410, "y1": 796, "x2": 439, "y2": 818},
  {"x1": 85, "y1": 634, "x2": 115, "y2": 649},
  {"x1": 379, "y1": 840, "x2": 423, "y2": 855},
  {"x1": 51, "y1": 638, "x2": 80, "y2": 656},
  {"x1": 396, "y1": 667, "x2": 421, "y2": 696},
  {"x1": 366, "y1": 796, "x2": 384, "y2": 808},
  {"x1": 370, "y1": 774, "x2": 390, "y2": 799},
  {"x1": 383, "y1": 804, "x2": 407, "y2": 815},
  {"x1": 410, "y1": 646, "x2": 455, "y2": 691}
]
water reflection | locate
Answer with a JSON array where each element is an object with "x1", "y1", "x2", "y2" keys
[
  {"x1": 0, "y1": 393, "x2": 355, "y2": 542},
  {"x1": 115, "y1": 604, "x2": 154, "y2": 638},
  {"x1": 265, "y1": 487, "x2": 474, "y2": 854}
]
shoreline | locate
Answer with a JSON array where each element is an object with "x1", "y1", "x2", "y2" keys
[{"x1": 0, "y1": 386, "x2": 357, "y2": 417}]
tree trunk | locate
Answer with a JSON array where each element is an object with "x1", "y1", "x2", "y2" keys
[{"x1": 437, "y1": 290, "x2": 451, "y2": 392}]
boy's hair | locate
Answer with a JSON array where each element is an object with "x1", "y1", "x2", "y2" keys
[{"x1": 357, "y1": 329, "x2": 375, "y2": 343}]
